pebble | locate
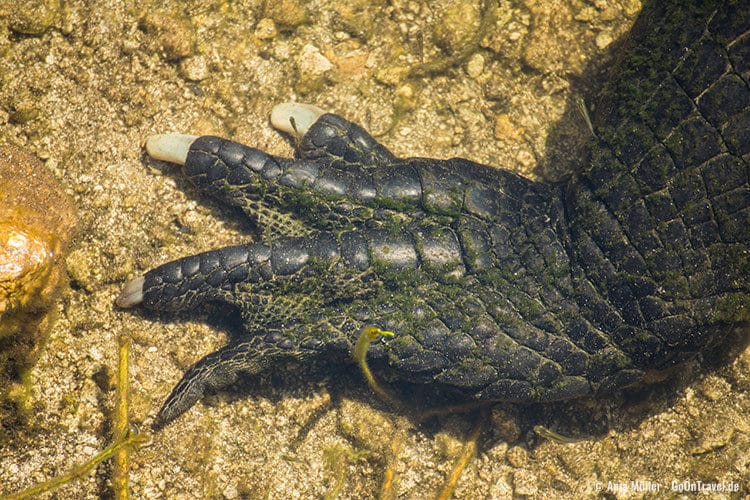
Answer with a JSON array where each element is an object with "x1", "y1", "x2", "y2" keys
[
  {"x1": 298, "y1": 44, "x2": 333, "y2": 74},
  {"x1": 433, "y1": 2, "x2": 480, "y2": 53},
  {"x1": 179, "y1": 55, "x2": 209, "y2": 82},
  {"x1": 8, "y1": 0, "x2": 60, "y2": 35},
  {"x1": 263, "y1": 0, "x2": 308, "y2": 28},
  {"x1": 140, "y1": 9, "x2": 196, "y2": 61},
  {"x1": 295, "y1": 44, "x2": 333, "y2": 94},
  {"x1": 623, "y1": 0, "x2": 643, "y2": 17},
  {"x1": 65, "y1": 247, "x2": 98, "y2": 293},
  {"x1": 494, "y1": 114, "x2": 524, "y2": 143},
  {"x1": 254, "y1": 18, "x2": 278, "y2": 40},
  {"x1": 466, "y1": 53, "x2": 485, "y2": 79},
  {"x1": 595, "y1": 31, "x2": 614, "y2": 50},
  {"x1": 506, "y1": 445, "x2": 529, "y2": 468}
]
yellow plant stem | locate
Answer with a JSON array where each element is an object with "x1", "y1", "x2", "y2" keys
[
  {"x1": 356, "y1": 326, "x2": 494, "y2": 499},
  {"x1": 533, "y1": 424, "x2": 586, "y2": 444},
  {"x1": 2, "y1": 434, "x2": 148, "y2": 500},
  {"x1": 437, "y1": 408, "x2": 489, "y2": 500},
  {"x1": 2, "y1": 333, "x2": 143, "y2": 500},
  {"x1": 113, "y1": 334, "x2": 132, "y2": 499},
  {"x1": 379, "y1": 429, "x2": 404, "y2": 500}
]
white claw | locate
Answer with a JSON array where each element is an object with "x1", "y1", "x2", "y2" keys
[
  {"x1": 270, "y1": 102, "x2": 325, "y2": 138},
  {"x1": 145, "y1": 134, "x2": 199, "y2": 165},
  {"x1": 116, "y1": 275, "x2": 145, "y2": 308}
]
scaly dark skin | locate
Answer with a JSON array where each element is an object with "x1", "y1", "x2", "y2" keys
[{"x1": 119, "y1": 0, "x2": 750, "y2": 430}]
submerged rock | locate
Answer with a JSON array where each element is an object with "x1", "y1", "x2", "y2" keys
[{"x1": 0, "y1": 145, "x2": 77, "y2": 427}]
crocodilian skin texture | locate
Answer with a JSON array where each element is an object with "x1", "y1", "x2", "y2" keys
[{"x1": 119, "y1": 0, "x2": 749, "y2": 430}]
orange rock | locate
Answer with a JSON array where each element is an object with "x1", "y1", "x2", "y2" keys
[{"x1": 0, "y1": 145, "x2": 77, "y2": 386}]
